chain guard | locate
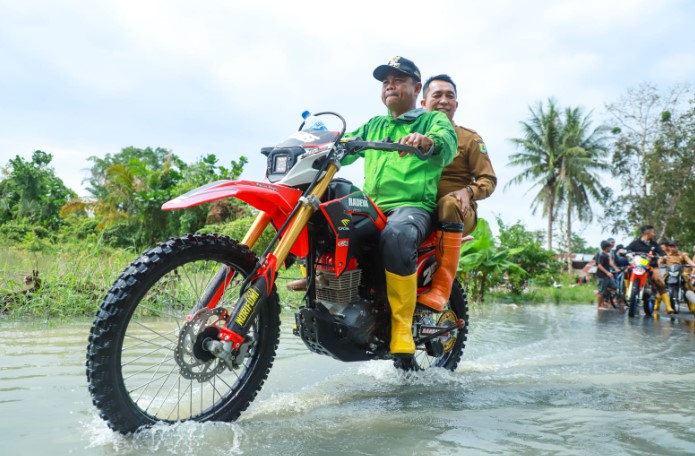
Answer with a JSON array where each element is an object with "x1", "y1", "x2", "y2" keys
[{"x1": 174, "y1": 307, "x2": 228, "y2": 382}]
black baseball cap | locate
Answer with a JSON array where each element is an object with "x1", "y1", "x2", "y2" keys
[
  {"x1": 373, "y1": 56, "x2": 422, "y2": 82},
  {"x1": 666, "y1": 239, "x2": 678, "y2": 247}
]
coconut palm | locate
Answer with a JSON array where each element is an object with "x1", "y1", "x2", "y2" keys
[
  {"x1": 555, "y1": 106, "x2": 610, "y2": 270},
  {"x1": 508, "y1": 100, "x2": 610, "y2": 256},
  {"x1": 507, "y1": 98, "x2": 563, "y2": 250}
]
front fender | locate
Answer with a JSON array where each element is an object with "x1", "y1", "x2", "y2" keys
[{"x1": 162, "y1": 180, "x2": 308, "y2": 257}]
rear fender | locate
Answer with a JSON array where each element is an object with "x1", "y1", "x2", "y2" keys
[{"x1": 162, "y1": 180, "x2": 309, "y2": 257}]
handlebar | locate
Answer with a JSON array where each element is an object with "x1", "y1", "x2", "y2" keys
[
  {"x1": 343, "y1": 139, "x2": 431, "y2": 160},
  {"x1": 624, "y1": 250, "x2": 665, "y2": 259}
]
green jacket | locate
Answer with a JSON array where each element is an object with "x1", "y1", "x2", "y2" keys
[{"x1": 342, "y1": 108, "x2": 456, "y2": 213}]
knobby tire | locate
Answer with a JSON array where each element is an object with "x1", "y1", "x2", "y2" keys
[
  {"x1": 86, "y1": 233, "x2": 281, "y2": 435},
  {"x1": 628, "y1": 283, "x2": 640, "y2": 318},
  {"x1": 669, "y1": 285, "x2": 680, "y2": 314},
  {"x1": 394, "y1": 281, "x2": 469, "y2": 372}
]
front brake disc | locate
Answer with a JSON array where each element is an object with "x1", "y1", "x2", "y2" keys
[{"x1": 174, "y1": 307, "x2": 228, "y2": 381}]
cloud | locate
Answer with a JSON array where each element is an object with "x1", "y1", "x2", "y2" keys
[{"x1": 1, "y1": 0, "x2": 694, "y2": 250}]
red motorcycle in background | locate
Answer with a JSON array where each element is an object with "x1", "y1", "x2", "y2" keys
[
  {"x1": 625, "y1": 251, "x2": 657, "y2": 317},
  {"x1": 86, "y1": 112, "x2": 470, "y2": 435}
]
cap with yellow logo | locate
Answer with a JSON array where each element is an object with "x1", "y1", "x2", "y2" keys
[{"x1": 373, "y1": 56, "x2": 421, "y2": 82}]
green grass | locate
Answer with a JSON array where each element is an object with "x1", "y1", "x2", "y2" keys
[
  {"x1": 488, "y1": 284, "x2": 597, "y2": 304},
  {"x1": 1, "y1": 244, "x2": 310, "y2": 319},
  {"x1": 275, "y1": 263, "x2": 307, "y2": 309},
  {"x1": 1, "y1": 245, "x2": 136, "y2": 317},
  {"x1": 2, "y1": 242, "x2": 597, "y2": 318}
]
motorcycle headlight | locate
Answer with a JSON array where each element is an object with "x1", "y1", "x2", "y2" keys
[
  {"x1": 262, "y1": 146, "x2": 305, "y2": 183},
  {"x1": 274, "y1": 154, "x2": 289, "y2": 173}
]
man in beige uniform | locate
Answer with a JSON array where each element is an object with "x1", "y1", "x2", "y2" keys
[
  {"x1": 417, "y1": 74, "x2": 497, "y2": 311},
  {"x1": 659, "y1": 240, "x2": 695, "y2": 312}
]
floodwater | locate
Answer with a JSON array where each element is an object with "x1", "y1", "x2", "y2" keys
[{"x1": 1, "y1": 303, "x2": 694, "y2": 456}]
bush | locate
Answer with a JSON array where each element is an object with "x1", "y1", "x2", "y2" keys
[
  {"x1": 198, "y1": 214, "x2": 276, "y2": 255},
  {"x1": 496, "y1": 217, "x2": 560, "y2": 294},
  {"x1": 57, "y1": 214, "x2": 100, "y2": 243}
]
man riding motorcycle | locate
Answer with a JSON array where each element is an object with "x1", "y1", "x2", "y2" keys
[
  {"x1": 340, "y1": 56, "x2": 457, "y2": 356},
  {"x1": 625, "y1": 225, "x2": 674, "y2": 314},
  {"x1": 659, "y1": 240, "x2": 695, "y2": 312},
  {"x1": 286, "y1": 57, "x2": 457, "y2": 355}
]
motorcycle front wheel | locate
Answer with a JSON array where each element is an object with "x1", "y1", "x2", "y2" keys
[
  {"x1": 394, "y1": 281, "x2": 469, "y2": 372},
  {"x1": 86, "y1": 233, "x2": 280, "y2": 435},
  {"x1": 643, "y1": 292, "x2": 654, "y2": 316},
  {"x1": 617, "y1": 275, "x2": 627, "y2": 307},
  {"x1": 628, "y1": 282, "x2": 640, "y2": 318},
  {"x1": 669, "y1": 285, "x2": 680, "y2": 314}
]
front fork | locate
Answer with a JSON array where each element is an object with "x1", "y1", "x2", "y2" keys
[
  {"x1": 627, "y1": 277, "x2": 645, "y2": 302},
  {"x1": 215, "y1": 164, "x2": 339, "y2": 349},
  {"x1": 189, "y1": 211, "x2": 273, "y2": 316}
]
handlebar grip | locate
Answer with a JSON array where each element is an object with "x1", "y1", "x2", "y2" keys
[{"x1": 347, "y1": 140, "x2": 430, "y2": 160}]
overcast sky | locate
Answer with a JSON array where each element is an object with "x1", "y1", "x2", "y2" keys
[{"x1": 1, "y1": 0, "x2": 693, "y2": 248}]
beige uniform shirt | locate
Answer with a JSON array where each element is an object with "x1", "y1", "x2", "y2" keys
[
  {"x1": 437, "y1": 126, "x2": 497, "y2": 205},
  {"x1": 660, "y1": 252, "x2": 693, "y2": 266}
]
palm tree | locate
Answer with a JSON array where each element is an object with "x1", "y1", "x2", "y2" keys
[
  {"x1": 555, "y1": 106, "x2": 610, "y2": 271},
  {"x1": 507, "y1": 98, "x2": 563, "y2": 251}
]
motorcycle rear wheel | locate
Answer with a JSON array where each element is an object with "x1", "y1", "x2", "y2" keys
[
  {"x1": 394, "y1": 281, "x2": 468, "y2": 372},
  {"x1": 86, "y1": 233, "x2": 280, "y2": 435}
]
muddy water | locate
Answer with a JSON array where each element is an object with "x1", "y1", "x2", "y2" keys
[{"x1": 1, "y1": 304, "x2": 694, "y2": 455}]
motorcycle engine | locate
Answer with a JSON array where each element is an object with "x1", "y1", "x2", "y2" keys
[
  {"x1": 294, "y1": 253, "x2": 391, "y2": 361},
  {"x1": 314, "y1": 253, "x2": 362, "y2": 314}
]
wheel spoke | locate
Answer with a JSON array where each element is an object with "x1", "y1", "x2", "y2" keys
[
  {"x1": 142, "y1": 364, "x2": 180, "y2": 412},
  {"x1": 86, "y1": 234, "x2": 280, "y2": 434},
  {"x1": 123, "y1": 330, "x2": 177, "y2": 352},
  {"x1": 401, "y1": 286, "x2": 468, "y2": 372}
]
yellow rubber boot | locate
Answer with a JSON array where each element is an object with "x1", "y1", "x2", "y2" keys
[
  {"x1": 686, "y1": 290, "x2": 695, "y2": 313},
  {"x1": 418, "y1": 230, "x2": 463, "y2": 312},
  {"x1": 661, "y1": 293, "x2": 675, "y2": 314},
  {"x1": 653, "y1": 294, "x2": 662, "y2": 311},
  {"x1": 385, "y1": 270, "x2": 418, "y2": 356}
]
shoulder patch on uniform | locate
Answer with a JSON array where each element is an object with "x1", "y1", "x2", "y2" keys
[{"x1": 477, "y1": 141, "x2": 488, "y2": 154}]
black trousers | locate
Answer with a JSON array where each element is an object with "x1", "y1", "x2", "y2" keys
[{"x1": 379, "y1": 206, "x2": 432, "y2": 276}]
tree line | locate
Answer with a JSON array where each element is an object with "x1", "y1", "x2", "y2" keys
[
  {"x1": 0, "y1": 147, "x2": 250, "y2": 249},
  {"x1": 1, "y1": 81, "x2": 693, "y2": 268},
  {"x1": 506, "y1": 81, "x2": 695, "y2": 264}
]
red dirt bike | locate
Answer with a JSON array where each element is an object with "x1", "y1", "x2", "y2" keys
[
  {"x1": 86, "y1": 112, "x2": 470, "y2": 435},
  {"x1": 625, "y1": 251, "x2": 658, "y2": 317}
]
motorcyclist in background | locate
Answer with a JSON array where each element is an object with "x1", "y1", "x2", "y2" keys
[
  {"x1": 625, "y1": 225, "x2": 674, "y2": 314},
  {"x1": 614, "y1": 244, "x2": 630, "y2": 269},
  {"x1": 659, "y1": 240, "x2": 695, "y2": 312},
  {"x1": 613, "y1": 244, "x2": 630, "y2": 298}
]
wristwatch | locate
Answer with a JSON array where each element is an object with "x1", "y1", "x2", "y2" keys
[{"x1": 466, "y1": 185, "x2": 474, "y2": 198}]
